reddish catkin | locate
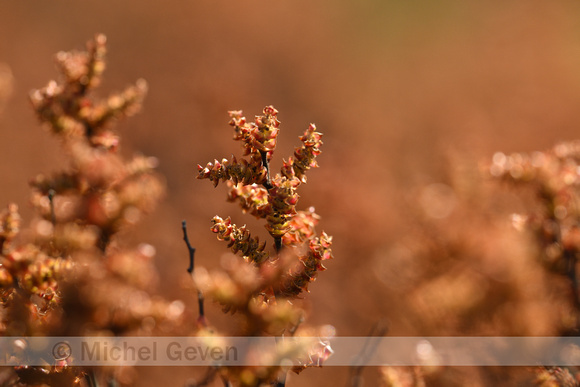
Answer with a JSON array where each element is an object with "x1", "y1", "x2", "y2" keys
[
  {"x1": 229, "y1": 110, "x2": 257, "y2": 161},
  {"x1": 253, "y1": 105, "x2": 280, "y2": 160},
  {"x1": 282, "y1": 207, "x2": 321, "y2": 245},
  {"x1": 30, "y1": 33, "x2": 147, "y2": 150},
  {"x1": 265, "y1": 175, "x2": 300, "y2": 239},
  {"x1": 281, "y1": 124, "x2": 323, "y2": 183},
  {"x1": 227, "y1": 182, "x2": 270, "y2": 219},
  {"x1": 54, "y1": 33, "x2": 106, "y2": 92},
  {"x1": 211, "y1": 216, "x2": 269, "y2": 265},
  {"x1": 197, "y1": 156, "x2": 267, "y2": 187},
  {"x1": 275, "y1": 232, "x2": 333, "y2": 297},
  {"x1": 229, "y1": 106, "x2": 280, "y2": 162},
  {"x1": 0, "y1": 204, "x2": 21, "y2": 251}
]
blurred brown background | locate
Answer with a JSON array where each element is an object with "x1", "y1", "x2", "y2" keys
[{"x1": 2, "y1": 1, "x2": 580, "y2": 385}]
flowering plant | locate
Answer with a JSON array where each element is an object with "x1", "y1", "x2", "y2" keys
[
  {"x1": 192, "y1": 106, "x2": 334, "y2": 385},
  {"x1": 0, "y1": 34, "x2": 182, "y2": 386}
]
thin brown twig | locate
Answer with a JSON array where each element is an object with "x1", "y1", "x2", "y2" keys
[
  {"x1": 182, "y1": 220, "x2": 196, "y2": 274},
  {"x1": 182, "y1": 220, "x2": 205, "y2": 322}
]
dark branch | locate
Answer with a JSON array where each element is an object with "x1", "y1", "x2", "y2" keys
[
  {"x1": 97, "y1": 230, "x2": 112, "y2": 253},
  {"x1": 48, "y1": 189, "x2": 56, "y2": 226},
  {"x1": 182, "y1": 220, "x2": 196, "y2": 274},
  {"x1": 198, "y1": 290, "x2": 205, "y2": 320},
  {"x1": 85, "y1": 371, "x2": 98, "y2": 387},
  {"x1": 274, "y1": 237, "x2": 282, "y2": 253},
  {"x1": 260, "y1": 151, "x2": 273, "y2": 190},
  {"x1": 182, "y1": 220, "x2": 205, "y2": 323}
]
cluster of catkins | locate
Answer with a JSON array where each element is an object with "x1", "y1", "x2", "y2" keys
[
  {"x1": 489, "y1": 142, "x2": 580, "y2": 385},
  {"x1": 0, "y1": 34, "x2": 335, "y2": 387},
  {"x1": 375, "y1": 142, "x2": 580, "y2": 387},
  {"x1": 0, "y1": 35, "x2": 183, "y2": 386},
  {"x1": 195, "y1": 106, "x2": 334, "y2": 385},
  {"x1": 490, "y1": 142, "x2": 580, "y2": 315}
]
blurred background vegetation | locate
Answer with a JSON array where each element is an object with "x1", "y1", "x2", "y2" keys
[{"x1": 2, "y1": 1, "x2": 580, "y2": 385}]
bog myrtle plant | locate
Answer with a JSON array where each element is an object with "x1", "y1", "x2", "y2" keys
[
  {"x1": 489, "y1": 142, "x2": 580, "y2": 385},
  {"x1": 0, "y1": 35, "x2": 183, "y2": 386},
  {"x1": 489, "y1": 140, "x2": 580, "y2": 315},
  {"x1": 377, "y1": 143, "x2": 580, "y2": 386},
  {"x1": 0, "y1": 35, "x2": 334, "y2": 387},
  {"x1": 189, "y1": 106, "x2": 334, "y2": 385}
]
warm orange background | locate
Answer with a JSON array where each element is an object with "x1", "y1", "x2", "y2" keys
[{"x1": 2, "y1": 1, "x2": 580, "y2": 385}]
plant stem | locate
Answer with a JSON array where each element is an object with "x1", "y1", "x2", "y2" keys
[
  {"x1": 198, "y1": 289, "x2": 205, "y2": 319},
  {"x1": 274, "y1": 236, "x2": 282, "y2": 253},
  {"x1": 260, "y1": 151, "x2": 272, "y2": 190},
  {"x1": 182, "y1": 220, "x2": 205, "y2": 322},
  {"x1": 48, "y1": 189, "x2": 56, "y2": 226},
  {"x1": 182, "y1": 220, "x2": 196, "y2": 274},
  {"x1": 97, "y1": 231, "x2": 111, "y2": 253},
  {"x1": 85, "y1": 371, "x2": 98, "y2": 387}
]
